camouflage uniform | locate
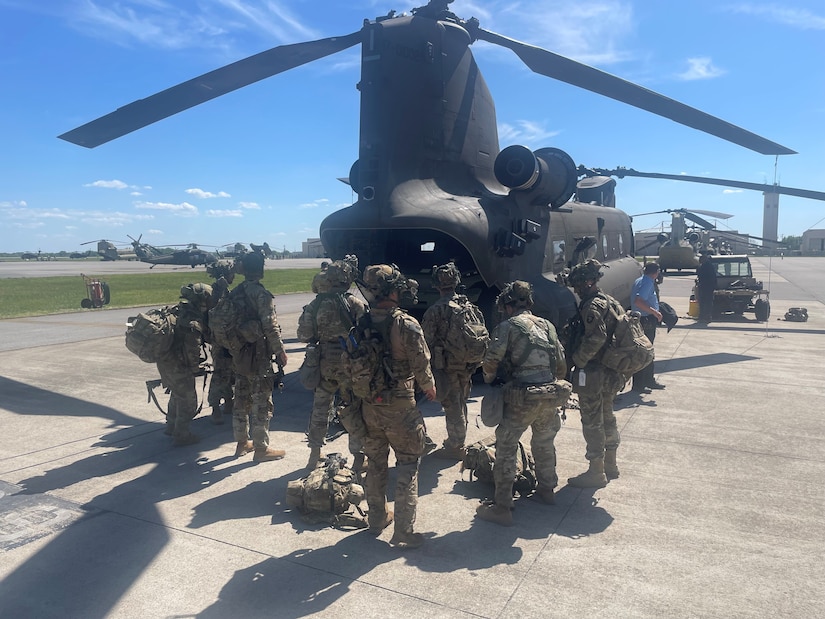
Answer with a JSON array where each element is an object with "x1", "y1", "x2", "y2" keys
[
  {"x1": 230, "y1": 276, "x2": 286, "y2": 451},
  {"x1": 157, "y1": 286, "x2": 211, "y2": 445},
  {"x1": 207, "y1": 275, "x2": 234, "y2": 421},
  {"x1": 572, "y1": 290, "x2": 624, "y2": 460},
  {"x1": 361, "y1": 305, "x2": 435, "y2": 539},
  {"x1": 422, "y1": 292, "x2": 476, "y2": 451},
  {"x1": 482, "y1": 298, "x2": 567, "y2": 510},
  {"x1": 297, "y1": 284, "x2": 367, "y2": 458}
]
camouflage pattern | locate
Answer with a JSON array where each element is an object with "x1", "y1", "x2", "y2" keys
[
  {"x1": 207, "y1": 275, "x2": 234, "y2": 412},
  {"x1": 157, "y1": 300, "x2": 206, "y2": 438},
  {"x1": 297, "y1": 290, "x2": 368, "y2": 454},
  {"x1": 229, "y1": 276, "x2": 285, "y2": 448},
  {"x1": 482, "y1": 308, "x2": 566, "y2": 507},
  {"x1": 571, "y1": 289, "x2": 624, "y2": 460},
  {"x1": 360, "y1": 306, "x2": 434, "y2": 536},
  {"x1": 422, "y1": 292, "x2": 475, "y2": 448}
]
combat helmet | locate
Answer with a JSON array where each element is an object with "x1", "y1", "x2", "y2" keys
[
  {"x1": 180, "y1": 282, "x2": 214, "y2": 310},
  {"x1": 239, "y1": 251, "x2": 265, "y2": 278},
  {"x1": 325, "y1": 255, "x2": 360, "y2": 291},
  {"x1": 496, "y1": 280, "x2": 533, "y2": 311},
  {"x1": 361, "y1": 263, "x2": 418, "y2": 302},
  {"x1": 567, "y1": 259, "x2": 605, "y2": 287},
  {"x1": 431, "y1": 261, "x2": 461, "y2": 290}
]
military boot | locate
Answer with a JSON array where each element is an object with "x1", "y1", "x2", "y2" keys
[
  {"x1": 475, "y1": 502, "x2": 513, "y2": 527},
  {"x1": 604, "y1": 449, "x2": 619, "y2": 480},
  {"x1": 567, "y1": 457, "x2": 608, "y2": 488},
  {"x1": 368, "y1": 509, "x2": 394, "y2": 536},
  {"x1": 173, "y1": 431, "x2": 200, "y2": 447},
  {"x1": 306, "y1": 446, "x2": 321, "y2": 470},
  {"x1": 234, "y1": 440, "x2": 255, "y2": 457},
  {"x1": 253, "y1": 446, "x2": 286, "y2": 462},
  {"x1": 210, "y1": 406, "x2": 224, "y2": 425},
  {"x1": 534, "y1": 485, "x2": 555, "y2": 505},
  {"x1": 389, "y1": 530, "x2": 425, "y2": 549}
]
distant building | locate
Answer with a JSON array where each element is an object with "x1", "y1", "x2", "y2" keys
[
  {"x1": 302, "y1": 238, "x2": 326, "y2": 258},
  {"x1": 801, "y1": 229, "x2": 825, "y2": 254}
]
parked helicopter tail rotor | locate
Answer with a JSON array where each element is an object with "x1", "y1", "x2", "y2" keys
[
  {"x1": 470, "y1": 27, "x2": 795, "y2": 156},
  {"x1": 58, "y1": 31, "x2": 363, "y2": 148}
]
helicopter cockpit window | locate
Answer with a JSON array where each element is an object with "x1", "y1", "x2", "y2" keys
[
  {"x1": 601, "y1": 234, "x2": 609, "y2": 258},
  {"x1": 552, "y1": 240, "x2": 565, "y2": 269},
  {"x1": 420, "y1": 242, "x2": 435, "y2": 252}
]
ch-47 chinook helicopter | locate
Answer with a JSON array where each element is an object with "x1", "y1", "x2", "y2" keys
[{"x1": 58, "y1": 0, "x2": 800, "y2": 326}]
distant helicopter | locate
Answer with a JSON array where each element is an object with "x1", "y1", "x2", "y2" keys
[
  {"x1": 59, "y1": 0, "x2": 803, "y2": 324},
  {"x1": 128, "y1": 235, "x2": 219, "y2": 269},
  {"x1": 81, "y1": 239, "x2": 138, "y2": 261},
  {"x1": 218, "y1": 242, "x2": 274, "y2": 259}
]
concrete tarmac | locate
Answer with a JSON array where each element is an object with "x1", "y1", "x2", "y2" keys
[{"x1": 0, "y1": 257, "x2": 822, "y2": 618}]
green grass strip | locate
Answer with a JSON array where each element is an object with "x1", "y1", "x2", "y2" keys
[{"x1": 0, "y1": 268, "x2": 318, "y2": 319}]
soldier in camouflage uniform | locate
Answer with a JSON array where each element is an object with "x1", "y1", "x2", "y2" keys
[
  {"x1": 358, "y1": 264, "x2": 436, "y2": 549},
  {"x1": 297, "y1": 255, "x2": 368, "y2": 470},
  {"x1": 564, "y1": 259, "x2": 625, "y2": 487},
  {"x1": 205, "y1": 261, "x2": 236, "y2": 425},
  {"x1": 421, "y1": 262, "x2": 478, "y2": 460},
  {"x1": 476, "y1": 281, "x2": 569, "y2": 526},
  {"x1": 229, "y1": 252, "x2": 289, "y2": 462},
  {"x1": 158, "y1": 283, "x2": 213, "y2": 446}
]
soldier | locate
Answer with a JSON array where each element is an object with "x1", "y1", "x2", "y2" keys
[
  {"x1": 297, "y1": 255, "x2": 368, "y2": 470},
  {"x1": 631, "y1": 261, "x2": 664, "y2": 392},
  {"x1": 475, "y1": 281, "x2": 569, "y2": 526},
  {"x1": 564, "y1": 259, "x2": 626, "y2": 487},
  {"x1": 229, "y1": 252, "x2": 289, "y2": 462},
  {"x1": 205, "y1": 261, "x2": 236, "y2": 425},
  {"x1": 357, "y1": 264, "x2": 436, "y2": 549},
  {"x1": 158, "y1": 283, "x2": 213, "y2": 446},
  {"x1": 421, "y1": 262, "x2": 482, "y2": 460},
  {"x1": 696, "y1": 250, "x2": 717, "y2": 324}
]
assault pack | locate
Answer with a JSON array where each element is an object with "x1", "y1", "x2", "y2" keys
[
  {"x1": 461, "y1": 436, "x2": 538, "y2": 497},
  {"x1": 285, "y1": 453, "x2": 367, "y2": 528},
  {"x1": 341, "y1": 308, "x2": 402, "y2": 403},
  {"x1": 443, "y1": 295, "x2": 489, "y2": 368},
  {"x1": 125, "y1": 306, "x2": 176, "y2": 363},
  {"x1": 208, "y1": 287, "x2": 259, "y2": 354},
  {"x1": 601, "y1": 303, "x2": 654, "y2": 375}
]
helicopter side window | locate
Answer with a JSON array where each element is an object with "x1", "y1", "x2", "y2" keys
[
  {"x1": 618, "y1": 233, "x2": 624, "y2": 255},
  {"x1": 601, "y1": 234, "x2": 609, "y2": 259},
  {"x1": 552, "y1": 239, "x2": 566, "y2": 270}
]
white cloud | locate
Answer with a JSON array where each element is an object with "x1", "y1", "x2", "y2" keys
[
  {"x1": 498, "y1": 120, "x2": 561, "y2": 147},
  {"x1": 238, "y1": 201, "x2": 261, "y2": 209},
  {"x1": 186, "y1": 188, "x2": 231, "y2": 199},
  {"x1": 134, "y1": 201, "x2": 199, "y2": 216},
  {"x1": 676, "y1": 57, "x2": 726, "y2": 81},
  {"x1": 206, "y1": 209, "x2": 243, "y2": 217},
  {"x1": 84, "y1": 179, "x2": 129, "y2": 190},
  {"x1": 723, "y1": 188, "x2": 744, "y2": 194},
  {"x1": 299, "y1": 198, "x2": 330, "y2": 210},
  {"x1": 726, "y1": 4, "x2": 825, "y2": 30}
]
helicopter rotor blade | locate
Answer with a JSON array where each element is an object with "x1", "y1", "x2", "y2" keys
[
  {"x1": 58, "y1": 31, "x2": 362, "y2": 148},
  {"x1": 682, "y1": 211, "x2": 716, "y2": 229},
  {"x1": 688, "y1": 209, "x2": 734, "y2": 219},
  {"x1": 472, "y1": 28, "x2": 795, "y2": 156},
  {"x1": 590, "y1": 168, "x2": 825, "y2": 201}
]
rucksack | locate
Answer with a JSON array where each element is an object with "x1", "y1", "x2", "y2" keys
[
  {"x1": 460, "y1": 436, "x2": 538, "y2": 497},
  {"x1": 341, "y1": 309, "x2": 402, "y2": 403},
  {"x1": 285, "y1": 453, "x2": 368, "y2": 529},
  {"x1": 125, "y1": 306, "x2": 176, "y2": 363},
  {"x1": 208, "y1": 287, "x2": 257, "y2": 354},
  {"x1": 600, "y1": 302, "x2": 654, "y2": 375},
  {"x1": 444, "y1": 296, "x2": 489, "y2": 368}
]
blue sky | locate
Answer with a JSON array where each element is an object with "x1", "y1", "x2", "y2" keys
[{"x1": 2, "y1": 0, "x2": 824, "y2": 253}]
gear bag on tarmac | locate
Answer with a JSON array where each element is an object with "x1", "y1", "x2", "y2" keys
[
  {"x1": 125, "y1": 306, "x2": 176, "y2": 363},
  {"x1": 285, "y1": 453, "x2": 368, "y2": 529},
  {"x1": 460, "y1": 436, "x2": 538, "y2": 497}
]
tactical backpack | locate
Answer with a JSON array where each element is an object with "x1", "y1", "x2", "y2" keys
[
  {"x1": 341, "y1": 308, "x2": 402, "y2": 403},
  {"x1": 600, "y1": 298, "x2": 654, "y2": 376},
  {"x1": 285, "y1": 453, "x2": 368, "y2": 528},
  {"x1": 461, "y1": 436, "x2": 538, "y2": 497},
  {"x1": 443, "y1": 296, "x2": 490, "y2": 368},
  {"x1": 125, "y1": 306, "x2": 176, "y2": 363},
  {"x1": 208, "y1": 287, "x2": 259, "y2": 354}
]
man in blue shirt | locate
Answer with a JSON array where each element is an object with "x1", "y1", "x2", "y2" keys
[{"x1": 631, "y1": 262, "x2": 664, "y2": 392}]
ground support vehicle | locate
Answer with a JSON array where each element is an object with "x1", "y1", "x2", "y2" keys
[{"x1": 693, "y1": 255, "x2": 770, "y2": 321}]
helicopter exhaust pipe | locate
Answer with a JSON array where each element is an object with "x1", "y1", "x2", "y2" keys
[{"x1": 494, "y1": 145, "x2": 578, "y2": 208}]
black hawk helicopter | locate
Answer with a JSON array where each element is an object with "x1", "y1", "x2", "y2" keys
[
  {"x1": 58, "y1": 0, "x2": 799, "y2": 325},
  {"x1": 128, "y1": 235, "x2": 219, "y2": 269}
]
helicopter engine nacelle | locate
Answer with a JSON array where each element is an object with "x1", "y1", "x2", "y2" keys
[
  {"x1": 657, "y1": 233, "x2": 670, "y2": 245},
  {"x1": 493, "y1": 146, "x2": 578, "y2": 208},
  {"x1": 688, "y1": 231, "x2": 701, "y2": 244}
]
